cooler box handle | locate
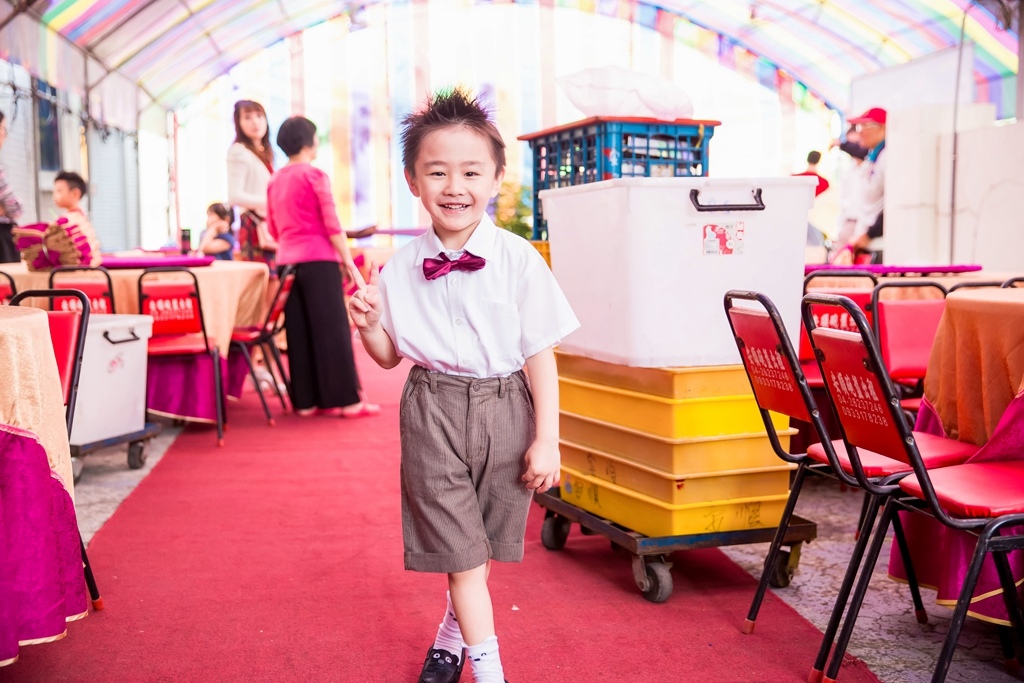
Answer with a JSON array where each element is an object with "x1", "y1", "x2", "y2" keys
[
  {"x1": 689, "y1": 188, "x2": 765, "y2": 212},
  {"x1": 103, "y1": 329, "x2": 141, "y2": 345}
]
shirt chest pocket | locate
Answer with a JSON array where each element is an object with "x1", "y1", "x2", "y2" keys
[{"x1": 469, "y1": 299, "x2": 522, "y2": 362}]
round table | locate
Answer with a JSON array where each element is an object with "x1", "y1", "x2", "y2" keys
[{"x1": 0, "y1": 306, "x2": 87, "y2": 666}]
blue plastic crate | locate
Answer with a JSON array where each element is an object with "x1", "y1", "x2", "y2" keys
[{"x1": 518, "y1": 117, "x2": 718, "y2": 240}]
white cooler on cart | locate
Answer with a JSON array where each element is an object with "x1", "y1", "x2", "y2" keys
[
  {"x1": 542, "y1": 177, "x2": 816, "y2": 368},
  {"x1": 70, "y1": 313, "x2": 159, "y2": 473}
]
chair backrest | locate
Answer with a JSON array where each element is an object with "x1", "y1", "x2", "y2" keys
[
  {"x1": 871, "y1": 281, "x2": 947, "y2": 381},
  {"x1": 724, "y1": 290, "x2": 856, "y2": 480},
  {"x1": 263, "y1": 266, "x2": 295, "y2": 336},
  {"x1": 138, "y1": 268, "x2": 206, "y2": 340},
  {"x1": 797, "y1": 288, "x2": 874, "y2": 362},
  {"x1": 1003, "y1": 277, "x2": 1024, "y2": 289},
  {"x1": 948, "y1": 280, "x2": 1004, "y2": 293},
  {"x1": 10, "y1": 289, "x2": 90, "y2": 436},
  {"x1": 0, "y1": 270, "x2": 15, "y2": 304},
  {"x1": 49, "y1": 266, "x2": 116, "y2": 314}
]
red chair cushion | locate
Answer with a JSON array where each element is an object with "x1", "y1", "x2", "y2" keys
[
  {"x1": 0, "y1": 282, "x2": 12, "y2": 304},
  {"x1": 900, "y1": 461, "x2": 1024, "y2": 518},
  {"x1": 141, "y1": 281, "x2": 203, "y2": 336},
  {"x1": 148, "y1": 334, "x2": 215, "y2": 356},
  {"x1": 900, "y1": 397, "x2": 922, "y2": 412},
  {"x1": 807, "y1": 432, "x2": 977, "y2": 478},
  {"x1": 47, "y1": 311, "x2": 82, "y2": 406},
  {"x1": 231, "y1": 326, "x2": 261, "y2": 343},
  {"x1": 52, "y1": 281, "x2": 113, "y2": 314}
]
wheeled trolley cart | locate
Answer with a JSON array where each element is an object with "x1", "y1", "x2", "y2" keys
[
  {"x1": 71, "y1": 422, "x2": 162, "y2": 474},
  {"x1": 536, "y1": 487, "x2": 817, "y2": 603}
]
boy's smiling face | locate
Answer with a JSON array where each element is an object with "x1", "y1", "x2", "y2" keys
[{"x1": 406, "y1": 125, "x2": 503, "y2": 249}]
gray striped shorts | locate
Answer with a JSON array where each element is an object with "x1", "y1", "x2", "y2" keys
[{"x1": 400, "y1": 365, "x2": 537, "y2": 573}]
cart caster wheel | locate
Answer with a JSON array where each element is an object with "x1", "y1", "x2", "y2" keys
[
  {"x1": 769, "y1": 549, "x2": 793, "y2": 588},
  {"x1": 72, "y1": 457, "x2": 85, "y2": 484},
  {"x1": 127, "y1": 442, "x2": 148, "y2": 470},
  {"x1": 640, "y1": 562, "x2": 673, "y2": 603},
  {"x1": 541, "y1": 515, "x2": 571, "y2": 550}
]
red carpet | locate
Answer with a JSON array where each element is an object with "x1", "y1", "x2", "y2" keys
[{"x1": 4, "y1": 348, "x2": 881, "y2": 683}]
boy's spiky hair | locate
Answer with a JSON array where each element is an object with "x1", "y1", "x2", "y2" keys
[{"x1": 400, "y1": 87, "x2": 506, "y2": 177}]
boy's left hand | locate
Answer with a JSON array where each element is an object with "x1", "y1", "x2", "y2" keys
[{"x1": 522, "y1": 438, "x2": 560, "y2": 493}]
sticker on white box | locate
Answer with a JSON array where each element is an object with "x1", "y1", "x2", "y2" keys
[{"x1": 703, "y1": 223, "x2": 746, "y2": 256}]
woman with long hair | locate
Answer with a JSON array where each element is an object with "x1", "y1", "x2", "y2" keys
[{"x1": 227, "y1": 100, "x2": 278, "y2": 270}]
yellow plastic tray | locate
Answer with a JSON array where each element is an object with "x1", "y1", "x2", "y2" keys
[
  {"x1": 531, "y1": 240, "x2": 551, "y2": 269},
  {"x1": 560, "y1": 412, "x2": 794, "y2": 475},
  {"x1": 560, "y1": 465, "x2": 788, "y2": 538},
  {"x1": 559, "y1": 377, "x2": 788, "y2": 439},
  {"x1": 560, "y1": 441, "x2": 793, "y2": 505},
  {"x1": 556, "y1": 351, "x2": 752, "y2": 399}
]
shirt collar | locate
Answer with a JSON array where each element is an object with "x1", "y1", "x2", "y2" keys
[{"x1": 413, "y1": 213, "x2": 498, "y2": 267}]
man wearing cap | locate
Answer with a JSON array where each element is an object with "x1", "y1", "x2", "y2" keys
[{"x1": 846, "y1": 107, "x2": 886, "y2": 262}]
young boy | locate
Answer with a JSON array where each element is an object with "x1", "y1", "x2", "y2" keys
[
  {"x1": 348, "y1": 89, "x2": 578, "y2": 683},
  {"x1": 53, "y1": 170, "x2": 102, "y2": 261}
]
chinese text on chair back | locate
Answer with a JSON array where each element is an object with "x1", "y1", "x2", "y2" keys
[{"x1": 543, "y1": 177, "x2": 815, "y2": 367}]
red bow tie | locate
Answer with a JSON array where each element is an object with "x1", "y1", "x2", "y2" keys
[{"x1": 422, "y1": 252, "x2": 486, "y2": 281}]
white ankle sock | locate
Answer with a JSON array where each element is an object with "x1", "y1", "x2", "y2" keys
[
  {"x1": 467, "y1": 635, "x2": 504, "y2": 683},
  {"x1": 431, "y1": 592, "x2": 464, "y2": 656}
]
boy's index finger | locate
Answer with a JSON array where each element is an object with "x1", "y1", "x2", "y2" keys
[{"x1": 350, "y1": 262, "x2": 368, "y2": 291}]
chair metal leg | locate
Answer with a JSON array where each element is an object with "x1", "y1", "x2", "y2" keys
[
  {"x1": 810, "y1": 493, "x2": 882, "y2": 683},
  {"x1": 260, "y1": 341, "x2": 288, "y2": 411},
  {"x1": 212, "y1": 348, "x2": 225, "y2": 447},
  {"x1": 855, "y1": 490, "x2": 871, "y2": 540},
  {"x1": 268, "y1": 342, "x2": 292, "y2": 407},
  {"x1": 823, "y1": 497, "x2": 897, "y2": 682},
  {"x1": 237, "y1": 342, "x2": 274, "y2": 424},
  {"x1": 743, "y1": 463, "x2": 809, "y2": 634},
  {"x1": 81, "y1": 535, "x2": 103, "y2": 611},
  {"x1": 930, "y1": 532, "x2": 993, "y2": 683},
  {"x1": 891, "y1": 510, "x2": 928, "y2": 624},
  {"x1": 992, "y1": 550, "x2": 1024, "y2": 675},
  {"x1": 998, "y1": 626, "x2": 1021, "y2": 676}
]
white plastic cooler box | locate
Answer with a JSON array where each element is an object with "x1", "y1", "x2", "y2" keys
[
  {"x1": 70, "y1": 314, "x2": 154, "y2": 446},
  {"x1": 542, "y1": 177, "x2": 815, "y2": 368}
]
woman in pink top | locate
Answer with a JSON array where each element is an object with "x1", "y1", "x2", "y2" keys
[{"x1": 267, "y1": 117, "x2": 378, "y2": 418}]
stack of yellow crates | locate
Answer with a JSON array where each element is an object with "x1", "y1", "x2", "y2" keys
[{"x1": 556, "y1": 351, "x2": 796, "y2": 539}]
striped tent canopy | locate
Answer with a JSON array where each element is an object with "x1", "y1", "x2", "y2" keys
[{"x1": 0, "y1": 0, "x2": 1018, "y2": 112}]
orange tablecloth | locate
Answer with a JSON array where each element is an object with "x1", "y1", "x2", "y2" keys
[
  {"x1": 0, "y1": 307, "x2": 73, "y2": 494},
  {"x1": 0, "y1": 261, "x2": 268, "y2": 356},
  {"x1": 924, "y1": 288, "x2": 1024, "y2": 445}
]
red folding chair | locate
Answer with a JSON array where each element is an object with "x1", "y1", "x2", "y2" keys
[
  {"x1": 49, "y1": 265, "x2": 116, "y2": 314},
  {"x1": 870, "y1": 281, "x2": 947, "y2": 417},
  {"x1": 10, "y1": 289, "x2": 103, "y2": 611},
  {"x1": 0, "y1": 270, "x2": 15, "y2": 304},
  {"x1": 138, "y1": 267, "x2": 224, "y2": 446},
  {"x1": 229, "y1": 265, "x2": 296, "y2": 423},
  {"x1": 724, "y1": 291, "x2": 936, "y2": 657},
  {"x1": 802, "y1": 293, "x2": 986, "y2": 683}
]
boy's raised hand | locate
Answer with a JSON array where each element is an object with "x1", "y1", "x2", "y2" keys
[{"x1": 348, "y1": 261, "x2": 383, "y2": 330}]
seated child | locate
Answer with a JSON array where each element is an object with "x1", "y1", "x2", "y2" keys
[
  {"x1": 349, "y1": 88, "x2": 579, "y2": 683},
  {"x1": 53, "y1": 171, "x2": 102, "y2": 264},
  {"x1": 200, "y1": 203, "x2": 236, "y2": 260}
]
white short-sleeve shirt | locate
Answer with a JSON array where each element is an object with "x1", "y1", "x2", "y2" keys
[{"x1": 378, "y1": 214, "x2": 579, "y2": 379}]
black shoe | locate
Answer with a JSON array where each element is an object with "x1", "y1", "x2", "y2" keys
[{"x1": 418, "y1": 647, "x2": 465, "y2": 683}]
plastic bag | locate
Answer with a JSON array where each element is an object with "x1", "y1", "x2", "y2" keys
[{"x1": 557, "y1": 66, "x2": 694, "y2": 120}]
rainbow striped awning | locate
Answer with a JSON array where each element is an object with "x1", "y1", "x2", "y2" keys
[{"x1": 0, "y1": 0, "x2": 1018, "y2": 113}]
